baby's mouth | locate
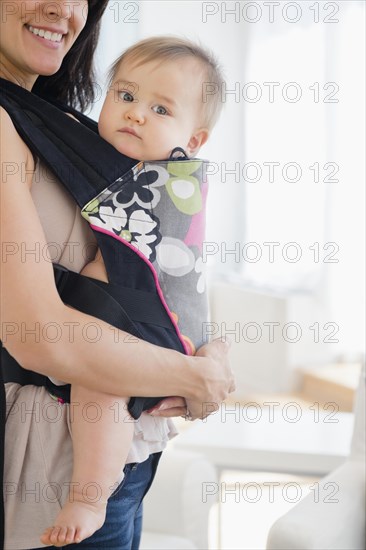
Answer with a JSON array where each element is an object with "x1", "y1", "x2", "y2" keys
[{"x1": 118, "y1": 127, "x2": 142, "y2": 139}]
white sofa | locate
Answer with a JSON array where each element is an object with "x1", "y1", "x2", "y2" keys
[
  {"x1": 266, "y1": 366, "x2": 366, "y2": 550},
  {"x1": 140, "y1": 449, "x2": 218, "y2": 550}
]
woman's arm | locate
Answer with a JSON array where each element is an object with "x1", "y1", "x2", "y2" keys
[{"x1": 1, "y1": 109, "x2": 234, "y2": 415}]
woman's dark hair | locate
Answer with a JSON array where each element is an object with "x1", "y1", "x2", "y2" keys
[{"x1": 33, "y1": 0, "x2": 109, "y2": 111}]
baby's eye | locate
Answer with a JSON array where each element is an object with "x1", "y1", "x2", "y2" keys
[
  {"x1": 119, "y1": 91, "x2": 134, "y2": 102},
  {"x1": 152, "y1": 105, "x2": 168, "y2": 115}
]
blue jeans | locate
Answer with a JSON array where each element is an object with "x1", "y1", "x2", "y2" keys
[{"x1": 31, "y1": 452, "x2": 162, "y2": 550}]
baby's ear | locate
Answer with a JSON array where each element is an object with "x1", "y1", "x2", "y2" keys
[{"x1": 186, "y1": 129, "x2": 209, "y2": 156}]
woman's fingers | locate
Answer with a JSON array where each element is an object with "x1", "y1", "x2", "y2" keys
[
  {"x1": 147, "y1": 339, "x2": 235, "y2": 421},
  {"x1": 147, "y1": 396, "x2": 187, "y2": 417},
  {"x1": 185, "y1": 338, "x2": 235, "y2": 420},
  {"x1": 196, "y1": 336, "x2": 231, "y2": 358}
]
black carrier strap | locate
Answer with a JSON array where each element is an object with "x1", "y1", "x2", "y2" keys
[
  {"x1": 0, "y1": 78, "x2": 136, "y2": 204},
  {"x1": 0, "y1": 79, "x2": 186, "y2": 420},
  {"x1": 54, "y1": 264, "x2": 173, "y2": 331}
]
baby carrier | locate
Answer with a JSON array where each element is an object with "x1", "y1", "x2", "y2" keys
[
  {"x1": 0, "y1": 76, "x2": 209, "y2": 411},
  {"x1": 0, "y1": 78, "x2": 209, "y2": 542},
  {"x1": 0, "y1": 79, "x2": 207, "y2": 419}
]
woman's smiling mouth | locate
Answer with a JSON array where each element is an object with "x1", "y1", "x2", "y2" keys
[{"x1": 26, "y1": 24, "x2": 65, "y2": 44}]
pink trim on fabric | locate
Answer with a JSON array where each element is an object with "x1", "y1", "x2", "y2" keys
[
  {"x1": 184, "y1": 180, "x2": 208, "y2": 249},
  {"x1": 89, "y1": 224, "x2": 191, "y2": 355}
]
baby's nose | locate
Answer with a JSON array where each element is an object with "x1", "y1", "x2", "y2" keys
[{"x1": 125, "y1": 107, "x2": 144, "y2": 124}]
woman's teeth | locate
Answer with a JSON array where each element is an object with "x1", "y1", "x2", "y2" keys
[{"x1": 28, "y1": 25, "x2": 63, "y2": 43}]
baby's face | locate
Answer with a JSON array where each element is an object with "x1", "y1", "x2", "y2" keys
[{"x1": 98, "y1": 57, "x2": 208, "y2": 161}]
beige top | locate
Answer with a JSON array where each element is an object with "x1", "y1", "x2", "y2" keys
[{"x1": 3, "y1": 161, "x2": 178, "y2": 550}]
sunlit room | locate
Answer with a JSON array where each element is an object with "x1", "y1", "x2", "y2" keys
[{"x1": 0, "y1": 1, "x2": 364, "y2": 549}]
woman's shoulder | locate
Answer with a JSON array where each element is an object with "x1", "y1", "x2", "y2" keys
[{"x1": 0, "y1": 106, "x2": 35, "y2": 190}]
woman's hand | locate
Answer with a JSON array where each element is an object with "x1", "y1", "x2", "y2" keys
[
  {"x1": 187, "y1": 338, "x2": 235, "y2": 419},
  {"x1": 148, "y1": 338, "x2": 235, "y2": 420}
]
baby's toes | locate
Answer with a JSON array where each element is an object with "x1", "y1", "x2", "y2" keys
[
  {"x1": 40, "y1": 527, "x2": 53, "y2": 544},
  {"x1": 49, "y1": 526, "x2": 62, "y2": 545},
  {"x1": 74, "y1": 527, "x2": 83, "y2": 544},
  {"x1": 54, "y1": 526, "x2": 69, "y2": 546},
  {"x1": 64, "y1": 526, "x2": 77, "y2": 545}
]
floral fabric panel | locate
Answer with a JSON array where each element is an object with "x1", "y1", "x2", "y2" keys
[{"x1": 81, "y1": 160, "x2": 209, "y2": 353}]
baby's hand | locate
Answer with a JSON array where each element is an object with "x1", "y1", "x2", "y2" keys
[{"x1": 147, "y1": 396, "x2": 187, "y2": 417}]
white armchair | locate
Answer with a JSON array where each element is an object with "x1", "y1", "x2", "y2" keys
[
  {"x1": 266, "y1": 366, "x2": 366, "y2": 550},
  {"x1": 140, "y1": 449, "x2": 218, "y2": 550}
]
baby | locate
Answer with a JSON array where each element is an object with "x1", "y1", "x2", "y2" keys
[{"x1": 41, "y1": 36, "x2": 224, "y2": 547}]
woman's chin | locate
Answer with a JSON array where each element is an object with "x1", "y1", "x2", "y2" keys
[
  {"x1": 37, "y1": 63, "x2": 63, "y2": 77},
  {"x1": 30, "y1": 55, "x2": 63, "y2": 78}
]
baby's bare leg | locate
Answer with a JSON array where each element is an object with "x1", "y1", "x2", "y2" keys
[{"x1": 40, "y1": 385, "x2": 134, "y2": 547}]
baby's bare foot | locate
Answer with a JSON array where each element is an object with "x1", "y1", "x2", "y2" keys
[{"x1": 40, "y1": 499, "x2": 107, "y2": 547}]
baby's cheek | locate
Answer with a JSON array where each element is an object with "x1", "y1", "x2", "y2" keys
[
  {"x1": 98, "y1": 104, "x2": 112, "y2": 140},
  {"x1": 97, "y1": 117, "x2": 106, "y2": 140}
]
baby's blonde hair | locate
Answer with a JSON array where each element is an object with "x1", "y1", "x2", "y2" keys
[{"x1": 108, "y1": 35, "x2": 225, "y2": 130}]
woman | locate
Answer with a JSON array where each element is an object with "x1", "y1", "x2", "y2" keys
[{"x1": 0, "y1": 1, "x2": 234, "y2": 549}]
